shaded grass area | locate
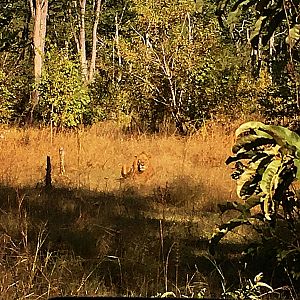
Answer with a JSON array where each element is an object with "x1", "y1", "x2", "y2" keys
[
  {"x1": 0, "y1": 181, "x2": 254, "y2": 299},
  {"x1": 1, "y1": 181, "x2": 295, "y2": 299}
]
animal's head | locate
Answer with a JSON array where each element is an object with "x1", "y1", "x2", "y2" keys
[{"x1": 137, "y1": 152, "x2": 151, "y2": 174}]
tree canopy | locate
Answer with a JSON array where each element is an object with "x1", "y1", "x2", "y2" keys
[{"x1": 0, "y1": 0, "x2": 299, "y2": 131}]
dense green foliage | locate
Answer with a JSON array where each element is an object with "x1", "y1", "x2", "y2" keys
[
  {"x1": 1, "y1": 0, "x2": 299, "y2": 130},
  {"x1": 217, "y1": 0, "x2": 300, "y2": 51},
  {"x1": 210, "y1": 122, "x2": 300, "y2": 294},
  {"x1": 217, "y1": 0, "x2": 300, "y2": 126},
  {"x1": 38, "y1": 47, "x2": 91, "y2": 127}
]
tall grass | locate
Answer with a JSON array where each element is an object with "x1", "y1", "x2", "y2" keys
[
  {"x1": 0, "y1": 121, "x2": 237, "y2": 205},
  {"x1": 0, "y1": 120, "x2": 269, "y2": 299}
]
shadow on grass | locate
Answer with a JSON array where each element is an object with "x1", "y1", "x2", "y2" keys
[{"x1": 0, "y1": 179, "x2": 296, "y2": 298}]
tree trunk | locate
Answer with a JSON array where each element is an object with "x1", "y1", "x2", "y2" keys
[
  {"x1": 79, "y1": 0, "x2": 88, "y2": 81},
  {"x1": 30, "y1": 0, "x2": 48, "y2": 123},
  {"x1": 88, "y1": 0, "x2": 101, "y2": 82}
]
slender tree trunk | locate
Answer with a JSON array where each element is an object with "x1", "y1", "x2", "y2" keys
[
  {"x1": 115, "y1": 13, "x2": 122, "y2": 67},
  {"x1": 88, "y1": 0, "x2": 101, "y2": 82},
  {"x1": 79, "y1": 0, "x2": 88, "y2": 81},
  {"x1": 30, "y1": 0, "x2": 48, "y2": 123},
  {"x1": 28, "y1": 0, "x2": 34, "y2": 19},
  {"x1": 33, "y1": 0, "x2": 47, "y2": 81}
]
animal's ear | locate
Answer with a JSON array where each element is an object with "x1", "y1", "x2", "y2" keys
[{"x1": 139, "y1": 151, "x2": 150, "y2": 157}]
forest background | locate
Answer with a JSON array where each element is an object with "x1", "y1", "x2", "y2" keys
[
  {"x1": 0, "y1": 0, "x2": 300, "y2": 299},
  {"x1": 1, "y1": 0, "x2": 299, "y2": 132}
]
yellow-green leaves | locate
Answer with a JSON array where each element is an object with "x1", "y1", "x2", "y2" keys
[
  {"x1": 217, "y1": 0, "x2": 300, "y2": 51},
  {"x1": 235, "y1": 121, "x2": 300, "y2": 153},
  {"x1": 232, "y1": 134, "x2": 274, "y2": 154},
  {"x1": 236, "y1": 156, "x2": 272, "y2": 199},
  {"x1": 38, "y1": 47, "x2": 91, "y2": 128},
  {"x1": 286, "y1": 24, "x2": 300, "y2": 48},
  {"x1": 210, "y1": 122, "x2": 300, "y2": 255},
  {"x1": 294, "y1": 159, "x2": 300, "y2": 180},
  {"x1": 260, "y1": 159, "x2": 281, "y2": 196},
  {"x1": 228, "y1": 121, "x2": 300, "y2": 220}
]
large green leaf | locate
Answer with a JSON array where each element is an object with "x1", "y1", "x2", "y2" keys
[
  {"x1": 261, "y1": 194, "x2": 272, "y2": 220},
  {"x1": 232, "y1": 134, "x2": 275, "y2": 153},
  {"x1": 260, "y1": 159, "x2": 281, "y2": 197},
  {"x1": 237, "y1": 173, "x2": 259, "y2": 199},
  {"x1": 235, "y1": 122, "x2": 300, "y2": 155},
  {"x1": 225, "y1": 151, "x2": 266, "y2": 165},
  {"x1": 273, "y1": 160, "x2": 296, "y2": 202},
  {"x1": 236, "y1": 164, "x2": 258, "y2": 199},
  {"x1": 235, "y1": 121, "x2": 271, "y2": 138},
  {"x1": 236, "y1": 156, "x2": 272, "y2": 199},
  {"x1": 294, "y1": 159, "x2": 300, "y2": 180},
  {"x1": 286, "y1": 24, "x2": 300, "y2": 48},
  {"x1": 218, "y1": 196, "x2": 260, "y2": 215},
  {"x1": 265, "y1": 125, "x2": 300, "y2": 153}
]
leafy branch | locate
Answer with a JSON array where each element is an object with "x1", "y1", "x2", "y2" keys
[{"x1": 210, "y1": 121, "x2": 300, "y2": 254}]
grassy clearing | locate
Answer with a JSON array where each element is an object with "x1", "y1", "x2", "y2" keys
[
  {"x1": 0, "y1": 121, "x2": 278, "y2": 299},
  {"x1": 0, "y1": 121, "x2": 236, "y2": 204}
]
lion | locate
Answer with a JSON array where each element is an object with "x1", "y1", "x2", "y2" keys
[{"x1": 120, "y1": 152, "x2": 153, "y2": 181}]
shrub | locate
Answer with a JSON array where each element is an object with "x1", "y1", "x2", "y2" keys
[{"x1": 38, "y1": 47, "x2": 91, "y2": 128}]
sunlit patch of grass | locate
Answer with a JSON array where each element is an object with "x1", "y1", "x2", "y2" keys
[{"x1": 0, "y1": 121, "x2": 238, "y2": 204}]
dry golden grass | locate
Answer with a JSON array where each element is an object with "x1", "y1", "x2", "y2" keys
[
  {"x1": 0, "y1": 120, "x2": 267, "y2": 299},
  {"x1": 0, "y1": 121, "x2": 238, "y2": 208}
]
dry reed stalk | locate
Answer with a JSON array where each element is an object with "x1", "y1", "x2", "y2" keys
[{"x1": 59, "y1": 147, "x2": 66, "y2": 175}]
